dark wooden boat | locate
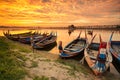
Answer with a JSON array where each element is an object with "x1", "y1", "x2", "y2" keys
[
  {"x1": 108, "y1": 32, "x2": 120, "y2": 73},
  {"x1": 87, "y1": 30, "x2": 93, "y2": 35},
  {"x1": 84, "y1": 34, "x2": 112, "y2": 75},
  {"x1": 68, "y1": 25, "x2": 75, "y2": 36},
  {"x1": 18, "y1": 33, "x2": 48, "y2": 44},
  {"x1": 3, "y1": 31, "x2": 32, "y2": 41},
  {"x1": 59, "y1": 31, "x2": 87, "y2": 58},
  {"x1": 33, "y1": 32, "x2": 57, "y2": 49}
]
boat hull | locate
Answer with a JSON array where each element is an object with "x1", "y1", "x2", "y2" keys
[
  {"x1": 108, "y1": 37, "x2": 120, "y2": 73},
  {"x1": 34, "y1": 34, "x2": 57, "y2": 50},
  {"x1": 112, "y1": 53, "x2": 120, "y2": 73},
  {"x1": 60, "y1": 38, "x2": 87, "y2": 58},
  {"x1": 109, "y1": 42, "x2": 120, "y2": 73},
  {"x1": 84, "y1": 33, "x2": 112, "y2": 75},
  {"x1": 85, "y1": 47, "x2": 112, "y2": 75}
]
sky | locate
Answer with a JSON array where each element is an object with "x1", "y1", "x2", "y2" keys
[{"x1": 0, "y1": 0, "x2": 120, "y2": 27}]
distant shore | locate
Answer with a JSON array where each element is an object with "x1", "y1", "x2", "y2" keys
[{"x1": 0, "y1": 26, "x2": 120, "y2": 31}]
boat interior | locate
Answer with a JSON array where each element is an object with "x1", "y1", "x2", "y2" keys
[
  {"x1": 64, "y1": 39, "x2": 86, "y2": 51},
  {"x1": 88, "y1": 42, "x2": 112, "y2": 65},
  {"x1": 111, "y1": 41, "x2": 120, "y2": 54},
  {"x1": 87, "y1": 43, "x2": 100, "y2": 60}
]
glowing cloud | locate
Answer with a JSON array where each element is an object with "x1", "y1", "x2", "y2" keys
[{"x1": 0, "y1": 0, "x2": 119, "y2": 27}]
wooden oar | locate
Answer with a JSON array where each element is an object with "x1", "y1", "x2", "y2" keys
[
  {"x1": 90, "y1": 34, "x2": 97, "y2": 44},
  {"x1": 108, "y1": 32, "x2": 114, "y2": 49},
  {"x1": 109, "y1": 32, "x2": 114, "y2": 42},
  {"x1": 85, "y1": 30, "x2": 87, "y2": 40},
  {"x1": 77, "y1": 31, "x2": 82, "y2": 39},
  {"x1": 99, "y1": 34, "x2": 102, "y2": 43}
]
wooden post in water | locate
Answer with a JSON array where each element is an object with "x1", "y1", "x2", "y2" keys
[{"x1": 30, "y1": 35, "x2": 34, "y2": 53}]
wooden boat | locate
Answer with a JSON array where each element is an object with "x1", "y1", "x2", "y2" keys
[
  {"x1": 33, "y1": 32, "x2": 57, "y2": 49},
  {"x1": 84, "y1": 34, "x2": 112, "y2": 75},
  {"x1": 68, "y1": 25, "x2": 75, "y2": 36},
  {"x1": 18, "y1": 33, "x2": 48, "y2": 44},
  {"x1": 3, "y1": 31, "x2": 32, "y2": 41},
  {"x1": 3, "y1": 32, "x2": 20, "y2": 41},
  {"x1": 59, "y1": 31, "x2": 87, "y2": 58},
  {"x1": 87, "y1": 30, "x2": 93, "y2": 35},
  {"x1": 108, "y1": 32, "x2": 120, "y2": 73}
]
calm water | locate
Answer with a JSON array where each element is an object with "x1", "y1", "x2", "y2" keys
[
  {"x1": 0, "y1": 28, "x2": 120, "y2": 54},
  {"x1": 0, "y1": 28, "x2": 120, "y2": 75}
]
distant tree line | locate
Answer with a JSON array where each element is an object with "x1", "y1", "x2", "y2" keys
[
  {"x1": 116, "y1": 25, "x2": 120, "y2": 28},
  {"x1": 0, "y1": 25, "x2": 120, "y2": 29}
]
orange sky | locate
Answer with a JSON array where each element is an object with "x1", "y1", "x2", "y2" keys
[{"x1": 0, "y1": 0, "x2": 120, "y2": 27}]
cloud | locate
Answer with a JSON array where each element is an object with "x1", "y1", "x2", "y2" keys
[
  {"x1": 42, "y1": 0, "x2": 50, "y2": 3},
  {"x1": 0, "y1": 0, "x2": 16, "y2": 3},
  {"x1": 0, "y1": 0, "x2": 119, "y2": 27}
]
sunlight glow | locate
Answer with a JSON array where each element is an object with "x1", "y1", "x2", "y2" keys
[{"x1": 0, "y1": 0, "x2": 119, "y2": 27}]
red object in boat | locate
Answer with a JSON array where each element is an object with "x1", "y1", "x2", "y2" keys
[{"x1": 100, "y1": 42, "x2": 107, "y2": 48}]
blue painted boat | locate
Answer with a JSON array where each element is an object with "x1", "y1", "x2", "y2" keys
[
  {"x1": 33, "y1": 32, "x2": 57, "y2": 49},
  {"x1": 84, "y1": 34, "x2": 112, "y2": 75},
  {"x1": 59, "y1": 31, "x2": 87, "y2": 58},
  {"x1": 19, "y1": 33, "x2": 46, "y2": 44},
  {"x1": 108, "y1": 32, "x2": 120, "y2": 73}
]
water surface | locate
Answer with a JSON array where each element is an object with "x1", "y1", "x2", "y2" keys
[{"x1": 0, "y1": 28, "x2": 120, "y2": 54}]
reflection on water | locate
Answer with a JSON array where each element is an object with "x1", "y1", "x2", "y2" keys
[
  {"x1": 0, "y1": 28, "x2": 120, "y2": 54},
  {"x1": 68, "y1": 28, "x2": 75, "y2": 36}
]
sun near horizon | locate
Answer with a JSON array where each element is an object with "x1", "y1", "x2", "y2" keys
[{"x1": 0, "y1": 0, "x2": 120, "y2": 27}]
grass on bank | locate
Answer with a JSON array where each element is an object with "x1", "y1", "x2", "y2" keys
[
  {"x1": 30, "y1": 61, "x2": 38, "y2": 68},
  {"x1": 0, "y1": 37, "x2": 26, "y2": 80},
  {"x1": 33, "y1": 76, "x2": 49, "y2": 80},
  {"x1": 56, "y1": 59, "x2": 90, "y2": 76}
]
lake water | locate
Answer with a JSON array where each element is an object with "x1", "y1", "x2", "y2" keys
[
  {"x1": 0, "y1": 28, "x2": 120, "y2": 75},
  {"x1": 0, "y1": 28, "x2": 120, "y2": 54}
]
